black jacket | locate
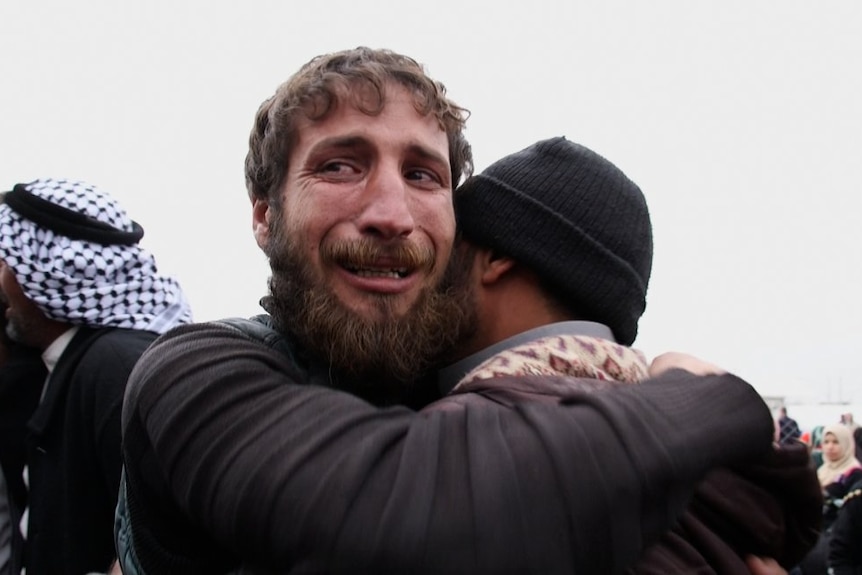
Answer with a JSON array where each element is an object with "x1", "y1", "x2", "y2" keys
[
  {"x1": 0, "y1": 343, "x2": 46, "y2": 575},
  {"x1": 25, "y1": 327, "x2": 156, "y2": 575},
  {"x1": 827, "y1": 477, "x2": 862, "y2": 575}
]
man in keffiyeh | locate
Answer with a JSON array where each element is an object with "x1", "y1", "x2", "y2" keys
[
  {"x1": 0, "y1": 178, "x2": 192, "y2": 575},
  {"x1": 429, "y1": 137, "x2": 822, "y2": 575}
]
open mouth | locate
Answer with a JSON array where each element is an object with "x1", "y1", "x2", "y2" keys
[
  {"x1": 324, "y1": 239, "x2": 432, "y2": 283},
  {"x1": 343, "y1": 264, "x2": 410, "y2": 279}
]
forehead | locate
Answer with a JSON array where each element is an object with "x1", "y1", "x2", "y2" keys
[{"x1": 291, "y1": 83, "x2": 449, "y2": 157}]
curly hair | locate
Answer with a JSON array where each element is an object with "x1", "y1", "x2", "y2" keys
[{"x1": 245, "y1": 47, "x2": 473, "y2": 205}]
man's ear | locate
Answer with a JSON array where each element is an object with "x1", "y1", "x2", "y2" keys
[
  {"x1": 252, "y1": 198, "x2": 271, "y2": 250},
  {"x1": 478, "y1": 248, "x2": 516, "y2": 285}
]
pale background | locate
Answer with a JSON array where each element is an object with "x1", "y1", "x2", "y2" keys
[{"x1": 2, "y1": 1, "x2": 861, "y2": 428}]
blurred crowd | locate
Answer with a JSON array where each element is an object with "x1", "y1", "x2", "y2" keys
[{"x1": 777, "y1": 407, "x2": 862, "y2": 574}]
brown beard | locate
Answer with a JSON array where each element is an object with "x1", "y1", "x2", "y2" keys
[{"x1": 262, "y1": 217, "x2": 476, "y2": 402}]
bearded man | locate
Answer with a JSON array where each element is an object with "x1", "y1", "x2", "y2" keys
[{"x1": 116, "y1": 47, "x2": 778, "y2": 574}]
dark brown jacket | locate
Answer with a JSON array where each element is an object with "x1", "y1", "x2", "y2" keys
[
  {"x1": 429, "y1": 375, "x2": 823, "y2": 573},
  {"x1": 119, "y1": 320, "x2": 784, "y2": 574}
]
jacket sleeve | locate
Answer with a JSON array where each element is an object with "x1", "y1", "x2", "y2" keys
[{"x1": 122, "y1": 322, "x2": 775, "y2": 574}]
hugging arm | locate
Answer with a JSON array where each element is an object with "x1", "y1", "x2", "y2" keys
[{"x1": 122, "y1": 323, "x2": 774, "y2": 574}]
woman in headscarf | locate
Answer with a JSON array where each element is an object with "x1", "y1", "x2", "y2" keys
[
  {"x1": 793, "y1": 424, "x2": 862, "y2": 574},
  {"x1": 817, "y1": 423, "x2": 862, "y2": 532},
  {"x1": 818, "y1": 423, "x2": 862, "y2": 495}
]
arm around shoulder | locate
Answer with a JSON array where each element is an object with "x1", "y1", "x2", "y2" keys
[{"x1": 122, "y1": 324, "x2": 775, "y2": 573}]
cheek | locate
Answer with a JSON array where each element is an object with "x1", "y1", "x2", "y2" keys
[
  {"x1": 418, "y1": 198, "x2": 455, "y2": 250},
  {"x1": 286, "y1": 191, "x2": 347, "y2": 241}
]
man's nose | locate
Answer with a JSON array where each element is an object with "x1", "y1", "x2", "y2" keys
[{"x1": 356, "y1": 167, "x2": 415, "y2": 240}]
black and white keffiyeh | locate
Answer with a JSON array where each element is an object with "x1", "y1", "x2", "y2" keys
[{"x1": 0, "y1": 178, "x2": 192, "y2": 333}]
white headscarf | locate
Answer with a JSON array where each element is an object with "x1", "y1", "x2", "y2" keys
[
  {"x1": 817, "y1": 423, "x2": 862, "y2": 488},
  {"x1": 0, "y1": 178, "x2": 192, "y2": 334}
]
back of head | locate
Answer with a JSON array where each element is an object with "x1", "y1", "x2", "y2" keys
[
  {"x1": 454, "y1": 136, "x2": 652, "y2": 345},
  {"x1": 0, "y1": 178, "x2": 192, "y2": 333},
  {"x1": 245, "y1": 46, "x2": 473, "y2": 205}
]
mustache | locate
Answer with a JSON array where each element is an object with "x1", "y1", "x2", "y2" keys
[{"x1": 321, "y1": 239, "x2": 435, "y2": 273}]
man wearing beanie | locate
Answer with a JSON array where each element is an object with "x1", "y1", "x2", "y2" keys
[
  {"x1": 0, "y1": 178, "x2": 192, "y2": 575},
  {"x1": 430, "y1": 137, "x2": 821, "y2": 575}
]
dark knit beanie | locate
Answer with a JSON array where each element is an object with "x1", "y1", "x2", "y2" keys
[{"x1": 454, "y1": 136, "x2": 653, "y2": 345}]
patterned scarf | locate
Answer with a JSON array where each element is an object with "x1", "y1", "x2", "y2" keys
[
  {"x1": 455, "y1": 333, "x2": 649, "y2": 390},
  {"x1": 0, "y1": 178, "x2": 192, "y2": 334}
]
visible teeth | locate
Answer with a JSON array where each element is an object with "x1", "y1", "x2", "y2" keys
[{"x1": 354, "y1": 268, "x2": 408, "y2": 278}]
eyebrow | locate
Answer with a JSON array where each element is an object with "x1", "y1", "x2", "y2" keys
[
  {"x1": 307, "y1": 135, "x2": 369, "y2": 155},
  {"x1": 406, "y1": 143, "x2": 451, "y2": 181}
]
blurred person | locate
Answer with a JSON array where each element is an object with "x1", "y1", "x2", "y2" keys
[
  {"x1": 809, "y1": 425, "x2": 826, "y2": 468},
  {"x1": 827, "y1": 473, "x2": 862, "y2": 574},
  {"x1": 426, "y1": 137, "x2": 820, "y2": 574},
  {"x1": 843, "y1": 413, "x2": 862, "y2": 462},
  {"x1": 116, "y1": 47, "x2": 780, "y2": 574},
  {"x1": 779, "y1": 406, "x2": 802, "y2": 445},
  {"x1": 0, "y1": 178, "x2": 192, "y2": 575},
  {"x1": 794, "y1": 423, "x2": 862, "y2": 574},
  {"x1": 818, "y1": 424, "x2": 862, "y2": 499},
  {"x1": 819, "y1": 425, "x2": 862, "y2": 534},
  {"x1": 0, "y1": 307, "x2": 44, "y2": 575},
  {"x1": 811, "y1": 426, "x2": 824, "y2": 457}
]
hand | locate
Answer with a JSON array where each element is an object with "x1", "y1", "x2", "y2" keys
[
  {"x1": 745, "y1": 556, "x2": 787, "y2": 575},
  {"x1": 648, "y1": 351, "x2": 726, "y2": 378}
]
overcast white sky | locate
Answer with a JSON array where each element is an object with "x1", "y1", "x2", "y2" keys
[{"x1": 2, "y1": 1, "x2": 861, "y2": 411}]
